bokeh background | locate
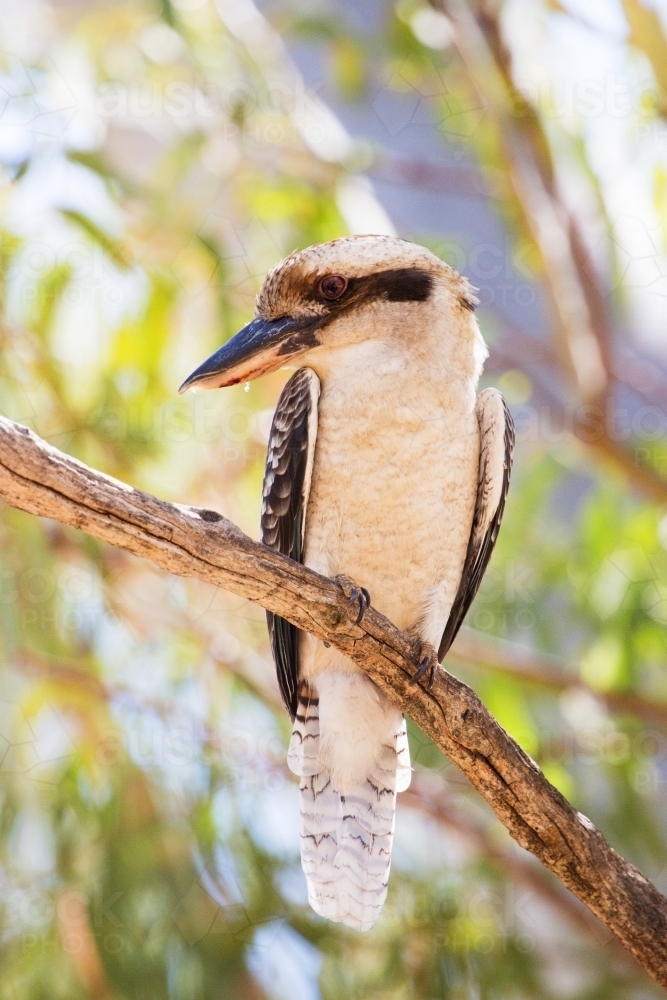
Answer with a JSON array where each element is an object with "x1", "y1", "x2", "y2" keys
[{"x1": 1, "y1": 0, "x2": 667, "y2": 996}]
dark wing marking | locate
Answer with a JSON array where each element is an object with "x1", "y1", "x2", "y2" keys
[
  {"x1": 261, "y1": 367, "x2": 320, "y2": 719},
  {"x1": 438, "y1": 388, "x2": 515, "y2": 661}
]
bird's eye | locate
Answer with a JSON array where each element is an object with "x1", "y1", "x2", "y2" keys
[{"x1": 318, "y1": 274, "x2": 348, "y2": 300}]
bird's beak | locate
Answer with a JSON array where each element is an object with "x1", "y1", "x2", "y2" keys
[{"x1": 178, "y1": 314, "x2": 321, "y2": 393}]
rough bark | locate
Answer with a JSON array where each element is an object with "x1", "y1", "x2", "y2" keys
[{"x1": 0, "y1": 414, "x2": 666, "y2": 987}]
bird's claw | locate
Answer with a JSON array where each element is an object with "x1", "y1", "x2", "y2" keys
[
  {"x1": 354, "y1": 587, "x2": 371, "y2": 624},
  {"x1": 409, "y1": 640, "x2": 439, "y2": 689},
  {"x1": 335, "y1": 575, "x2": 371, "y2": 625}
]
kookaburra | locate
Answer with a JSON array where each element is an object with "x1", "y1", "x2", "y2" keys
[{"x1": 180, "y1": 235, "x2": 514, "y2": 932}]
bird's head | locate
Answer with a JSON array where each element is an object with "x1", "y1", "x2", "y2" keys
[{"x1": 178, "y1": 234, "x2": 485, "y2": 393}]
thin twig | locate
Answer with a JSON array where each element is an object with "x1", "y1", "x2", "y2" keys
[{"x1": 452, "y1": 628, "x2": 667, "y2": 728}]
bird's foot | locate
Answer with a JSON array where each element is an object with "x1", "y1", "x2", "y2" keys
[
  {"x1": 334, "y1": 575, "x2": 371, "y2": 625},
  {"x1": 408, "y1": 639, "x2": 440, "y2": 689}
]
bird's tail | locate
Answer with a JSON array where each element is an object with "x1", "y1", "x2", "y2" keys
[{"x1": 287, "y1": 681, "x2": 411, "y2": 931}]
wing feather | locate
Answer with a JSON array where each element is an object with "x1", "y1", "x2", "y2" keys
[
  {"x1": 438, "y1": 388, "x2": 514, "y2": 661},
  {"x1": 261, "y1": 367, "x2": 320, "y2": 718}
]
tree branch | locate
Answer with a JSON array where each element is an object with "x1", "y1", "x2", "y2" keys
[
  {"x1": 0, "y1": 415, "x2": 666, "y2": 987},
  {"x1": 486, "y1": 335, "x2": 667, "y2": 507},
  {"x1": 21, "y1": 645, "x2": 625, "y2": 962},
  {"x1": 452, "y1": 629, "x2": 667, "y2": 728}
]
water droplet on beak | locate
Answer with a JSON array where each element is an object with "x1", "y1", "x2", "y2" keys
[{"x1": 244, "y1": 382, "x2": 250, "y2": 393}]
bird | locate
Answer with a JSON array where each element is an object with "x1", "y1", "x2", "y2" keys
[{"x1": 179, "y1": 234, "x2": 514, "y2": 932}]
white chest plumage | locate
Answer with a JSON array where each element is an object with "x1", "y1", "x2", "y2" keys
[
  {"x1": 290, "y1": 342, "x2": 481, "y2": 932},
  {"x1": 302, "y1": 341, "x2": 480, "y2": 657}
]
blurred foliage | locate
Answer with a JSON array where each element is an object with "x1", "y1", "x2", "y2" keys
[{"x1": 0, "y1": 0, "x2": 666, "y2": 998}]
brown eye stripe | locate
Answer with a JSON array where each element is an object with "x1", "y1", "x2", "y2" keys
[
  {"x1": 361, "y1": 268, "x2": 433, "y2": 302},
  {"x1": 310, "y1": 267, "x2": 434, "y2": 308},
  {"x1": 269, "y1": 266, "x2": 439, "y2": 361}
]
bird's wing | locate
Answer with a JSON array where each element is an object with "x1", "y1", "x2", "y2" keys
[
  {"x1": 261, "y1": 367, "x2": 320, "y2": 719},
  {"x1": 438, "y1": 388, "x2": 515, "y2": 661}
]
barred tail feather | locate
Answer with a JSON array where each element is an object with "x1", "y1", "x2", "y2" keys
[
  {"x1": 288, "y1": 683, "x2": 411, "y2": 931},
  {"x1": 287, "y1": 685, "x2": 320, "y2": 777},
  {"x1": 394, "y1": 715, "x2": 412, "y2": 792}
]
